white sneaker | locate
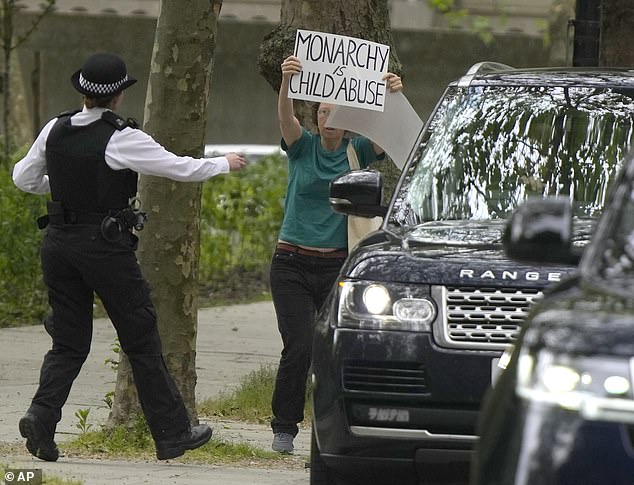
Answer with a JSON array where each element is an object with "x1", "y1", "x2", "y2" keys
[{"x1": 272, "y1": 432, "x2": 294, "y2": 453}]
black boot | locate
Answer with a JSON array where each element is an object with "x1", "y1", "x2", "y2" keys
[
  {"x1": 155, "y1": 424, "x2": 213, "y2": 460},
  {"x1": 19, "y1": 413, "x2": 59, "y2": 462}
]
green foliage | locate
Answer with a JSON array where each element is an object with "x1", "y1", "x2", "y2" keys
[
  {"x1": 67, "y1": 413, "x2": 154, "y2": 456},
  {"x1": 427, "y1": 0, "x2": 460, "y2": 14},
  {"x1": 427, "y1": 0, "x2": 497, "y2": 45},
  {"x1": 104, "y1": 339, "x2": 120, "y2": 372},
  {"x1": 103, "y1": 391, "x2": 115, "y2": 410},
  {"x1": 198, "y1": 364, "x2": 312, "y2": 425},
  {"x1": 0, "y1": 150, "x2": 48, "y2": 326},
  {"x1": 74, "y1": 408, "x2": 93, "y2": 434},
  {"x1": 199, "y1": 154, "x2": 286, "y2": 298},
  {"x1": 198, "y1": 364, "x2": 277, "y2": 424}
]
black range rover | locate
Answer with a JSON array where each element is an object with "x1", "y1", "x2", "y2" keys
[{"x1": 309, "y1": 63, "x2": 634, "y2": 485}]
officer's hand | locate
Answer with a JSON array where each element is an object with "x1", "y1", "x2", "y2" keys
[{"x1": 226, "y1": 152, "x2": 247, "y2": 171}]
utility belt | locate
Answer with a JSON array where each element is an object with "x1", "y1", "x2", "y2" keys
[
  {"x1": 38, "y1": 199, "x2": 147, "y2": 242},
  {"x1": 39, "y1": 208, "x2": 107, "y2": 227}
]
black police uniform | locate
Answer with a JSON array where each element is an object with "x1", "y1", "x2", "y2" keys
[{"x1": 26, "y1": 110, "x2": 191, "y2": 443}]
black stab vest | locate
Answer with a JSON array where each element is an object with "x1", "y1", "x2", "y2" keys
[{"x1": 45, "y1": 111, "x2": 138, "y2": 213}]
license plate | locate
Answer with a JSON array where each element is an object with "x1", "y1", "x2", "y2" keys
[{"x1": 367, "y1": 407, "x2": 410, "y2": 424}]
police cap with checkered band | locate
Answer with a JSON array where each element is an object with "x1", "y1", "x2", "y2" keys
[{"x1": 71, "y1": 52, "x2": 137, "y2": 98}]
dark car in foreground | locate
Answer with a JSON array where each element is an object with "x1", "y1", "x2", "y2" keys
[
  {"x1": 309, "y1": 63, "x2": 634, "y2": 485},
  {"x1": 471, "y1": 153, "x2": 634, "y2": 485}
]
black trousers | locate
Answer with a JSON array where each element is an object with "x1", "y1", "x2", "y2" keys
[
  {"x1": 29, "y1": 224, "x2": 190, "y2": 442},
  {"x1": 269, "y1": 249, "x2": 345, "y2": 436}
]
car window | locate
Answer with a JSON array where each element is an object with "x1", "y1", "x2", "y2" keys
[{"x1": 391, "y1": 85, "x2": 634, "y2": 226}]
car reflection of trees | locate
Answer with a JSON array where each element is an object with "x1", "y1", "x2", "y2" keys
[{"x1": 392, "y1": 85, "x2": 634, "y2": 226}]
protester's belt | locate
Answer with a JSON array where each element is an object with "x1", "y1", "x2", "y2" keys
[{"x1": 275, "y1": 242, "x2": 347, "y2": 259}]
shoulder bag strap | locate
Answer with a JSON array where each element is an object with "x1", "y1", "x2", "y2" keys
[{"x1": 346, "y1": 141, "x2": 360, "y2": 170}]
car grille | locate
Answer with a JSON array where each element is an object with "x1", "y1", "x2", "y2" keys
[
  {"x1": 342, "y1": 360, "x2": 428, "y2": 395},
  {"x1": 440, "y1": 286, "x2": 543, "y2": 350}
]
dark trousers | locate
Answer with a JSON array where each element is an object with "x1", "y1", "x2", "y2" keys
[
  {"x1": 269, "y1": 249, "x2": 345, "y2": 436},
  {"x1": 29, "y1": 224, "x2": 190, "y2": 442}
]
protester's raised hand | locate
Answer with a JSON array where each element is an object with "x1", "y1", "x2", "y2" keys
[
  {"x1": 383, "y1": 73, "x2": 403, "y2": 93},
  {"x1": 226, "y1": 152, "x2": 247, "y2": 171},
  {"x1": 281, "y1": 56, "x2": 303, "y2": 79}
]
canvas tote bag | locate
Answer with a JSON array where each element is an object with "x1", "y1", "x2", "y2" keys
[{"x1": 346, "y1": 142, "x2": 383, "y2": 251}]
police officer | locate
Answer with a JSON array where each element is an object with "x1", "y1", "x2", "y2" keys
[{"x1": 12, "y1": 52, "x2": 246, "y2": 461}]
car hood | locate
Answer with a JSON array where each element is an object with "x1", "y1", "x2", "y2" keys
[
  {"x1": 395, "y1": 219, "x2": 594, "y2": 250},
  {"x1": 526, "y1": 283, "x2": 634, "y2": 356},
  {"x1": 345, "y1": 220, "x2": 587, "y2": 288}
]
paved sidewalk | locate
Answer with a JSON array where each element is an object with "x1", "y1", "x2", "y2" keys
[{"x1": 0, "y1": 302, "x2": 311, "y2": 484}]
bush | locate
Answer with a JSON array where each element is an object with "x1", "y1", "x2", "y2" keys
[
  {"x1": 199, "y1": 154, "x2": 286, "y2": 300},
  {"x1": 0, "y1": 154, "x2": 48, "y2": 326}
]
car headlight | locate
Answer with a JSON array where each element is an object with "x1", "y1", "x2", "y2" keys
[
  {"x1": 337, "y1": 280, "x2": 436, "y2": 331},
  {"x1": 516, "y1": 347, "x2": 634, "y2": 423}
]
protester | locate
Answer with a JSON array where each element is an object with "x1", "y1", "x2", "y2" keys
[
  {"x1": 269, "y1": 54, "x2": 402, "y2": 453},
  {"x1": 12, "y1": 52, "x2": 246, "y2": 462}
]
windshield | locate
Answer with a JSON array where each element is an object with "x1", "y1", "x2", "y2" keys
[{"x1": 391, "y1": 85, "x2": 634, "y2": 226}]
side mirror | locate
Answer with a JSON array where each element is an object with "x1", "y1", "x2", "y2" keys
[
  {"x1": 329, "y1": 169, "x2": 387, "y2": 218},
  {"x1": 503, "y1": 197, "x2": 577, "y2": 264}
]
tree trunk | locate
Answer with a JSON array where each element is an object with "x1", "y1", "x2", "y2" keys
[
  {"x1": 3, "y1": 0, "x2": 13, "y2": 159},
  {"x1": 107, "y1": 0, "x2": 222, "y2": 429},
  {"x1": 600, "y1": 0, "x2": 634, "y2": 67},
  {"x1": 257, "y1": 0, "x2": 402, "y2": 129}
]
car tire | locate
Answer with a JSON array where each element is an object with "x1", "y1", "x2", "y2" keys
[{"x1": 310, "y1": 426, "x2": 355, "y2": 485}]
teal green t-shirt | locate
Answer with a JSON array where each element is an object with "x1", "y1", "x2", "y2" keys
[{"x1": 279, "y1": 129, "x2": 381, "y2": 249}]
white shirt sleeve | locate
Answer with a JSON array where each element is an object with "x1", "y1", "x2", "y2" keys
[
  {"x1": 12, "y1": 119, "x2": 56, "y2": 194},
  {"x1": 105, "y1": 128, "x2": 230, "y2": 181},
  {"x1": 12, "y1": 108, "x2": 230, "y2": 194}
]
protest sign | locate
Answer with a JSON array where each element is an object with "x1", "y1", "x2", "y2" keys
[{"x1": 289, "y1": 29, "x2": 391, "y2": 112}]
